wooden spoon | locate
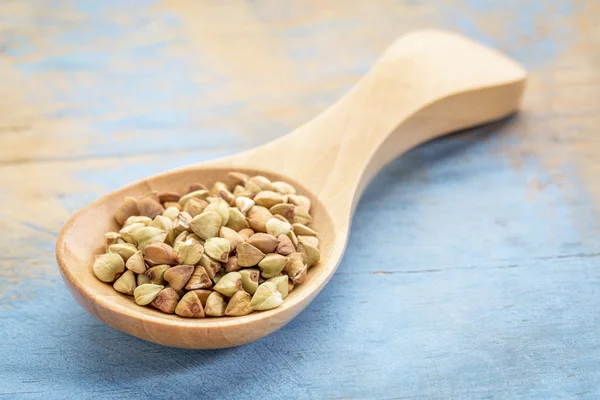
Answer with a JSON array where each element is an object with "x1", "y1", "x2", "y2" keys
[{"x1": 56, "y1": 29, "x2": 526, "y2": 349}]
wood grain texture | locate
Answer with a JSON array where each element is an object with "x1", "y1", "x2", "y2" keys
[{"x1": 1, "y1": 0, "x2": 599, "y2": 398}]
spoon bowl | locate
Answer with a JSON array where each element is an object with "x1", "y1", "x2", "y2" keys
[
  {"x1": 56, "y1": 30, "x2": 527, "y2": 348},
  {"x1": 58, "y1": 166, "x2": 339, "y2": 348}
]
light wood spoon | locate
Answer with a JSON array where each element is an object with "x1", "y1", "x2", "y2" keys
[{"x1": 56, "y1": 30, "x2": 526, "y2": 349}]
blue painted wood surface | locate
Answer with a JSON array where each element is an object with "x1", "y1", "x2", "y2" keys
[{"x1": 1, "y1": 0, "x2": 600, "y2": 398}]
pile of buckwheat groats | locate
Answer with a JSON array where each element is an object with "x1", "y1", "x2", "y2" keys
[{"x1": 93, "y1": 172, "x2": 320, "y2": 317}]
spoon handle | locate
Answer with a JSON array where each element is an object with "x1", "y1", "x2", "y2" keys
[{"x1": 224, "y1": 29, "x2": 526, "y2": 208}]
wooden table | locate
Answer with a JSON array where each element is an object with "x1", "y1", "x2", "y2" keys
[{"x1": 1, "y1": 1, "x2": 599, "y2": 398}]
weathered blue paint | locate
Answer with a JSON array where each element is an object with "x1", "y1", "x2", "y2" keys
[
  {"x1": 2, "y1": 0, "x2": 600, "y2": 399},
  {"x1": 448, "y1": 0, "x2": 577, "y2": 66}
]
